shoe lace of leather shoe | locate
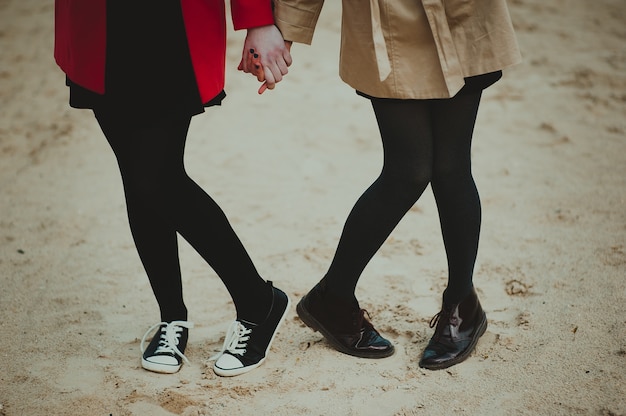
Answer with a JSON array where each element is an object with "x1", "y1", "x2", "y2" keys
[
  {"x1": 141, "y1": 320, "x2": 194, "y2": 364},
  {"x1": 209, "y1": 321, "x2": 252, "y2": 360},
  {"x1": 353, "y1": 309, "x2": 376, "y2": 331},
  {"x1": 429, "y1": 304, "x2": 465, "y2": 342},
  {"x1": 429, "y1": 309, "x2": 451, "y2": 340}
]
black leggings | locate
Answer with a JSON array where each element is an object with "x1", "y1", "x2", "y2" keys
[
  {"x1": 323, "y1": 91, "x2": 483, "y2": 306},
  {"x1": 93, "y1": 110, "x2": 271, "y2": 323}
]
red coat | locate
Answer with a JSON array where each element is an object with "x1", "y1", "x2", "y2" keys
[{"x1": 54, "y1": 0, "x2": 274, "y2": 102}]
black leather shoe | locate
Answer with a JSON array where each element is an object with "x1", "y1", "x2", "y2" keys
[
  {"x1": 296, "y1": 282, "x2": 394, "y2": 358},
  {"x1": 419, "y1": 288, "x2": 487, "y2": 370}
]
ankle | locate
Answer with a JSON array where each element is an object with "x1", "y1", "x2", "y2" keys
[
  {"x1": 442, "y1": 286, "x2": 473, "y2": 309},
  {"x1": 322, "y1": 284, "x2": 358, "y2": 308},
  {"x1": 161, "y1": 316, "x2": 188, "y2": 324},
  {"x1": 161, "y1": 312, "x2": 188, "y2": 323},
  {"x1": 236, "y1": 281, "x2": 273, "y2": 324}
]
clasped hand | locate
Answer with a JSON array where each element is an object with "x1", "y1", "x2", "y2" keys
[{"x1": 239, "y1": 25, "x2": 292, "y2": 94}]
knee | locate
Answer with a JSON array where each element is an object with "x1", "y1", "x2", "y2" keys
[
  {"x1": 431, "y1": 163, "x2": 472, "y2": 189},
  {"x1": 382, "y1": 165, "x2": 432, "y2": 204},
  {"x1": 431, "y1": 152, "x2": 472, "y2": 182},
  {"x1": 122, "y1": 168, "x2": 182, "y2": 202},
  {"x1": 430, "y1": 163, "x2": 477, "y2": 200},
  {"x1": 123, "y1": 172, "x2": 162, "y2": 202}
]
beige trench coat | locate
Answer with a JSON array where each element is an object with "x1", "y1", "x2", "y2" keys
[{"x1": 274, "y1": 0, "x2": 522, "y2": 99}]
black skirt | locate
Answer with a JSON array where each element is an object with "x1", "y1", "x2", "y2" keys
[
  {"x1": 67, "y1": 0, "x2": 224, "y2": 118},
  {"x1": 356, "y1": 71, "x2": 503, "y2": 101}
]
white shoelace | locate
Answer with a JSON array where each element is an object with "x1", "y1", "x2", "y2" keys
[
  {"x1": 140, "y1": 320, "x2": 194, "y2": 364},
  {"x1": 209, "y1": 321, "x2": 251, "y2": 360}
]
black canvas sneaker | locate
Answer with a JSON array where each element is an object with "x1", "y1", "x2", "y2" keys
[
  {"x1": 140, "y1": 320, "x2": 194, "y2": 374},
  {"x1": 211, "y1": 283, "x2": 290, "y2": 376}
]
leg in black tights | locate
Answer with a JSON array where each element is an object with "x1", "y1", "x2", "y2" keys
[
  {"x1": 93, "y1": 109, "x2": 272, "y2": 323},
  {"x1": 322, "y1": 99, "x2": 434, "y2": 302},
  {"x1": 431, "y1": 91, "x2": 483, "y2": 305},
  {"x1": 322, "y1": 91, "x2": 483, "y2": 306}
]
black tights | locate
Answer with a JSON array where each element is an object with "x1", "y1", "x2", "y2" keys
[
  {"x1": 322, "y1": 91, "x2": 483, "y2": 306},
  {"x1": 93, "y1": 110, "x2": 271, "y2": 323}
]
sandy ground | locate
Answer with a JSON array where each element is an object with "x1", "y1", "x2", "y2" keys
[{"x1": 1, "y1": 0, "x2": 625, "y2": 415}]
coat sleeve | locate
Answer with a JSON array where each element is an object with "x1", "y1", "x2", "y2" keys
[
  {"x1": 273, "y1": 0, "x2": 325, "y2": 44},
  {"x1": 230, "y1": 0, "x2": 275, "y2": 30}
]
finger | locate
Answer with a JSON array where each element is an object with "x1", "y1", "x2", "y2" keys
[
  {"x1": 283, "y1": 41, "x2": 293, "y2": 66},
  {"x1": 242, "y1": 48, "x2": 256, "y2": 73},
  {"x1": 263, "y1": 58, "x2": 284, "y2": 84},
  {"x1": 277, "y1": 59, "x2": 289, "y2": 76},
  {"x1": 251, "y1": 56, "x2": 264, "y2": 80},
  {"x1": 268, "y1": 64, "x2": 283, "y2": 84},
  {"x1": 245, "y1": 54, "x2": 255, "y2": 74},
  {"x1": 241, "y1": 48, "x2": 253, "y2": 73},
  {"x1": 263, "y1": 66, "x2": 277, "y2": 90},
  {"x1": 283, "y1": 50, "x2": 293, "y2": 68},
  {"x1": 249, "y1": 51, "x2": 263, "y2": 75},
  {"x1": 255, "y1": 65, "x2": 265, "y2": 82},
  {"x1": 283, "y1": 53, "x2": 293, "y2": 68}
]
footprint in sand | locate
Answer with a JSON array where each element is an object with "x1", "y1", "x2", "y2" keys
[{"x1": 505, "y1": 279, "x2": 533, "y2": 296}]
